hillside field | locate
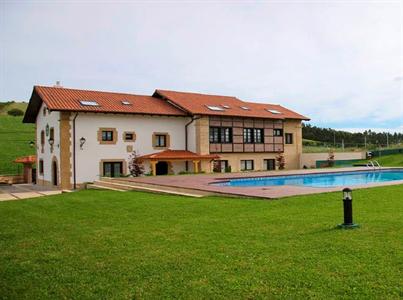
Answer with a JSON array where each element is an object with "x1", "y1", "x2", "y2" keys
[{"x1": 0, "y1": 115, "x2": 35, "y2": 174}]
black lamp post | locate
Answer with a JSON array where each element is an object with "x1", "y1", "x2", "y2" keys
[{"x1": 338, "y1": 188, "x2": 359, "y2": 229}]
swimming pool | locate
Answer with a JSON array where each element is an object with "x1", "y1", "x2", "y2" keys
[{"x1": 215, "y1": 169, "x2": 403, "y2": 188}]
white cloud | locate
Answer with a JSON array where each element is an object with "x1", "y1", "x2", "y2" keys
[{"x1": 1, "y1": 1, "x2": 402, "y2": 130}]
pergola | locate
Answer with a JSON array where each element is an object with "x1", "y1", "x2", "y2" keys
[
  {"x1": 139, "y1": 150, "x2": 219, "y2": 176},
  {"x1": 14, "y1": 155, "x2": 36, "y2": 183}
]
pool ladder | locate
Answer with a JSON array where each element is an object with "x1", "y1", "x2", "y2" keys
[{"x1": 366, "y1": 160, "x2": 381, "y2": 170}]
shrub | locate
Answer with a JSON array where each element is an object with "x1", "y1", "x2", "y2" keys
[
  {"x1": 276, "y1": 153, "x2": 285, "y2": 170},
  {"x1": 7, "y1": 108, "x2": 24, "y2": 116},
  {"x1": 128, "y1": 151, "x2": 144, "y2": 177}
]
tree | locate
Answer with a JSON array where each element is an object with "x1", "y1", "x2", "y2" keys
[
  {"x1": 276, "y1": 152, "x2": 285, "y2": 170},
  {"x1": 327, "y1": 149, "x2": 335, "y2": 167},
  {"x1": 7, "y1": 108, "x2": 24, "y2": 116},
  {"x1": 128, "y1": 150, "x2": 144, "y2": 177}
]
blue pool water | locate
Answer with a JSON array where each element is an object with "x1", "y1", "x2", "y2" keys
[{"x1": 216, "y1": 169, "x2": 403, "y2": 188}]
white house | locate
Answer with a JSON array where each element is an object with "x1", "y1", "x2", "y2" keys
[{"x1": 23, "y1": 85, "x2": 309, "y2": 189}]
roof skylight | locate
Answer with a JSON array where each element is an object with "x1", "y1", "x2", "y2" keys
[
  {"x1": 240, "y1": 106, "x2": 250, "y2": 110},
  {"x1": 206, "y1": 105, "x2": 225, "y2": 111},
  {"x1": 79, "y1": 100, "x2": 99, "y2": 107},
  {"x1": 267, "y1": 109, "x2": 281, "y2": 114},
  {"x1": 222, "y1": 105, "x2": 230, "y2": 109},
  {"x1": 121, "y1": 101, "x2": 132, "y2": 105}
]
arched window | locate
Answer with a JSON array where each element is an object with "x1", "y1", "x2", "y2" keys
[{"x1": 40, "y1": 130, "x2": 45, "y2": 153}]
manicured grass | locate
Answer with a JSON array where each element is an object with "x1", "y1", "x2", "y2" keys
[
  {"x1": 0, "y1": 115, "x2": 35, "y2": 174},
  {"x1": 378, "y1": 153, "x2": 403, "y2": 166},
  {"x1": 360, "y1": 153, "x2": 403, "y2": 167},
  {"x1": 1, "y1": 186, "x2": 402, "y2": 299}
]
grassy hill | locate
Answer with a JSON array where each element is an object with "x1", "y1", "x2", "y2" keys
[
  {"x1": 0, "y1": 101, "x2": 28, "y2": 115},
  {"x1": 0, "y1": 115, "x2": 35, "y2": 174}
]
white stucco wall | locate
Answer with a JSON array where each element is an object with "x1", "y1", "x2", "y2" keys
[
  {"x1": 73, "y1": 113, "x2": 193, "y2": 183},
  {"x1": 36, "y1": 103, "x2": 61, "y2": 185}
]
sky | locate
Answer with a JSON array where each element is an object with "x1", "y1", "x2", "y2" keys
[{"x1": 1, "y1": 0, "x2": 402, "y2": 133}]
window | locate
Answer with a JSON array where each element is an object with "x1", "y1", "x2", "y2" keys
[
  {"x1": 264, "y1": 159, "x2": 276, "y2": 170},
  {"x1": 244, "y1": 128, "x2": 263, "y2": 143},
  {"x1": 240, "y1": 106, "x2": 250, "y2": 110},
  {"x1": 209, "y1": 127, "x2": 232, "y2": 143},
  {"x1": 103, "y1": 162, "x2": 123, "y2": 177},
  {"x1": 79, "y1": 100, "x2": 99, "y2": 106},
  {"x1": 43, "y1": 107, "x2": 47, "y2": 116},
  {"x1": 274, "y1": 129, "x2": 283, "y2": 136},
  {"x1": 39, "y1": 159, "x2": 44, "y2": 174},
  {"x1": 121, "y1": 101, "x2": 132, "y2": 105},
  {"x1": 285, "y1": 133, "x2": 293, "y2": 144},
  {"x1": 102, "y1": 131, "x2": 114, "y2": 141},
  {"x1": 241, "y1": 160, "x2": 254, "y2": 171},
  {"x1": 267, "y1": 109, "x2": 281, "y2": 114},
  {"x1": 253, "y1": 128, "x2": 264, "y2": 143},
  {"x1": 210, "y1": 127, "x2": 220, "y2": 143},
  {"x1": 206, "y1": 105, "x2": 225, "y2": 111},
  {"x1": 123, "y1": 132, "x2": 136, "y2": 142},
  {"x1": 243, "y1": 128, "x2": 253, "y2": 143},
  {"x1": 155, "y1": 134, "x2": 166, "y2": 147},
  {"x1": 40, "y1": 130, "x2": 45, "y2": 146},
  {"x1": 49, "y1": 127, "x2": 54, "y2": 141}
]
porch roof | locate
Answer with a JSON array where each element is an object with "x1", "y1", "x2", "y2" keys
[
  {"x1": 139, "y1": 150, "x2": 219, "y2": 161},
  {"x1": 14, "y1": 155, "x2": 36, "y2": 164}
]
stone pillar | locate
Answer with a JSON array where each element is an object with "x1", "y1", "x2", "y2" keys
[
  {"x1": 23, "y1": 163, "x2": 33, "y2": 184},
  {"x1": 150, "y1": 161, "x2": 157, "y2": 176}
]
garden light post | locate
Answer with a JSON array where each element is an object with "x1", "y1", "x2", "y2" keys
[{"x1": 337, "y1": 188, "x2": 359, "y2": 229}]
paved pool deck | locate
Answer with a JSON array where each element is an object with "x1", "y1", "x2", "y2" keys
[{"x1": 119, "y1": 167, "x2": 403, "y2": 199}]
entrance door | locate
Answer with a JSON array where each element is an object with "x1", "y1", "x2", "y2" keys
[
  {"x1": 103, "y1": 162, "x2": 123, "y2": 177},
  {"x1": 264, "y1": 159, "x2": 276, "y2": 170},
  {"x1": 156, "y1": 161, "x2": 168, "y2": 175},
  {"x1": 52, "y1": 161, "x2": 58, "y2": 186}
]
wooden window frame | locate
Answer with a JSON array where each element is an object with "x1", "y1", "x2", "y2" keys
[
  {"x1": 209, "y1": 127, "x2": 232, "y2": 143},
  {"x1": 97, "y1": 128, "x2": 118, "y2": 145},
  {"x1": 240, "y1": 159, "x2": 254, "y2": 171},
  {"x1": 285, "y1": 133, "x2": 293, "y2": 144},
  {"x1": 273, "y1": 129, "x2": 283, "y2": 137},
  {"x1": 152, "y1": 132, "x2": 170, "y2": 150},
  {"x1": 123, "y1": 131, "x2": 136, "y2": 142}
]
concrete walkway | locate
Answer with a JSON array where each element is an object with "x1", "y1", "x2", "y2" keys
[{"x1": 0, "y1": 184, "x2": 61, "y2": 201}]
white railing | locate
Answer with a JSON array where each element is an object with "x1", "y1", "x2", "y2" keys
[{"x1": 366, "y1": 160, "x2": 381, "y2": 170}]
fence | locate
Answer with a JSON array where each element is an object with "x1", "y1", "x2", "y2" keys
[{"x1": 369, "y1": 148, "x2": 403, "y2": 157}]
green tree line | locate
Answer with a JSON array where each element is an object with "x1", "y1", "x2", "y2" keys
[{"x1": 302, "y1": 123, "x2": 403, "y2": 148}]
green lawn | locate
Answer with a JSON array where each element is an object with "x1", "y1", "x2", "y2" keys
[
  {"x1": 0, "y1": 115, "x2": 35, "y2": 174},
  {"x1": 363, "y1": 153, "x2": 403, "y2": 167},
  {"x1": 1, "y1": 187, "x2": 402, "y2": 299}
]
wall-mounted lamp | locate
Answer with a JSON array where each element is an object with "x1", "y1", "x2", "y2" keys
[
  {"x1": 29, "y1": 141, "x2": 35, "y2": 148},
  {"x1": 79, "y1": 137, "x2": 86, "y2": 150},
  {"x1": 48, "y1": 138, "x2": 54, "y2": 146}
]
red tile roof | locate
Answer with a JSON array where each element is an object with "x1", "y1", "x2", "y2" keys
[
  {"x1": 154, "y1": 89, "x2": 309, "y2": 120},
  {"x1": 139, "y1": 150, "x2": 219, "y2": 160},
  {"x1": 23, "y1": 85, "x2": 309, "y2": 123},
  {"x1": 35, "y1": 86, "x2": 186, "y2": 115}
]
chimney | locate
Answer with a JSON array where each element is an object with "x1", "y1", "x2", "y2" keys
[{"x1": 54, "y1": 81, "x2": 62, "y2": 88}]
